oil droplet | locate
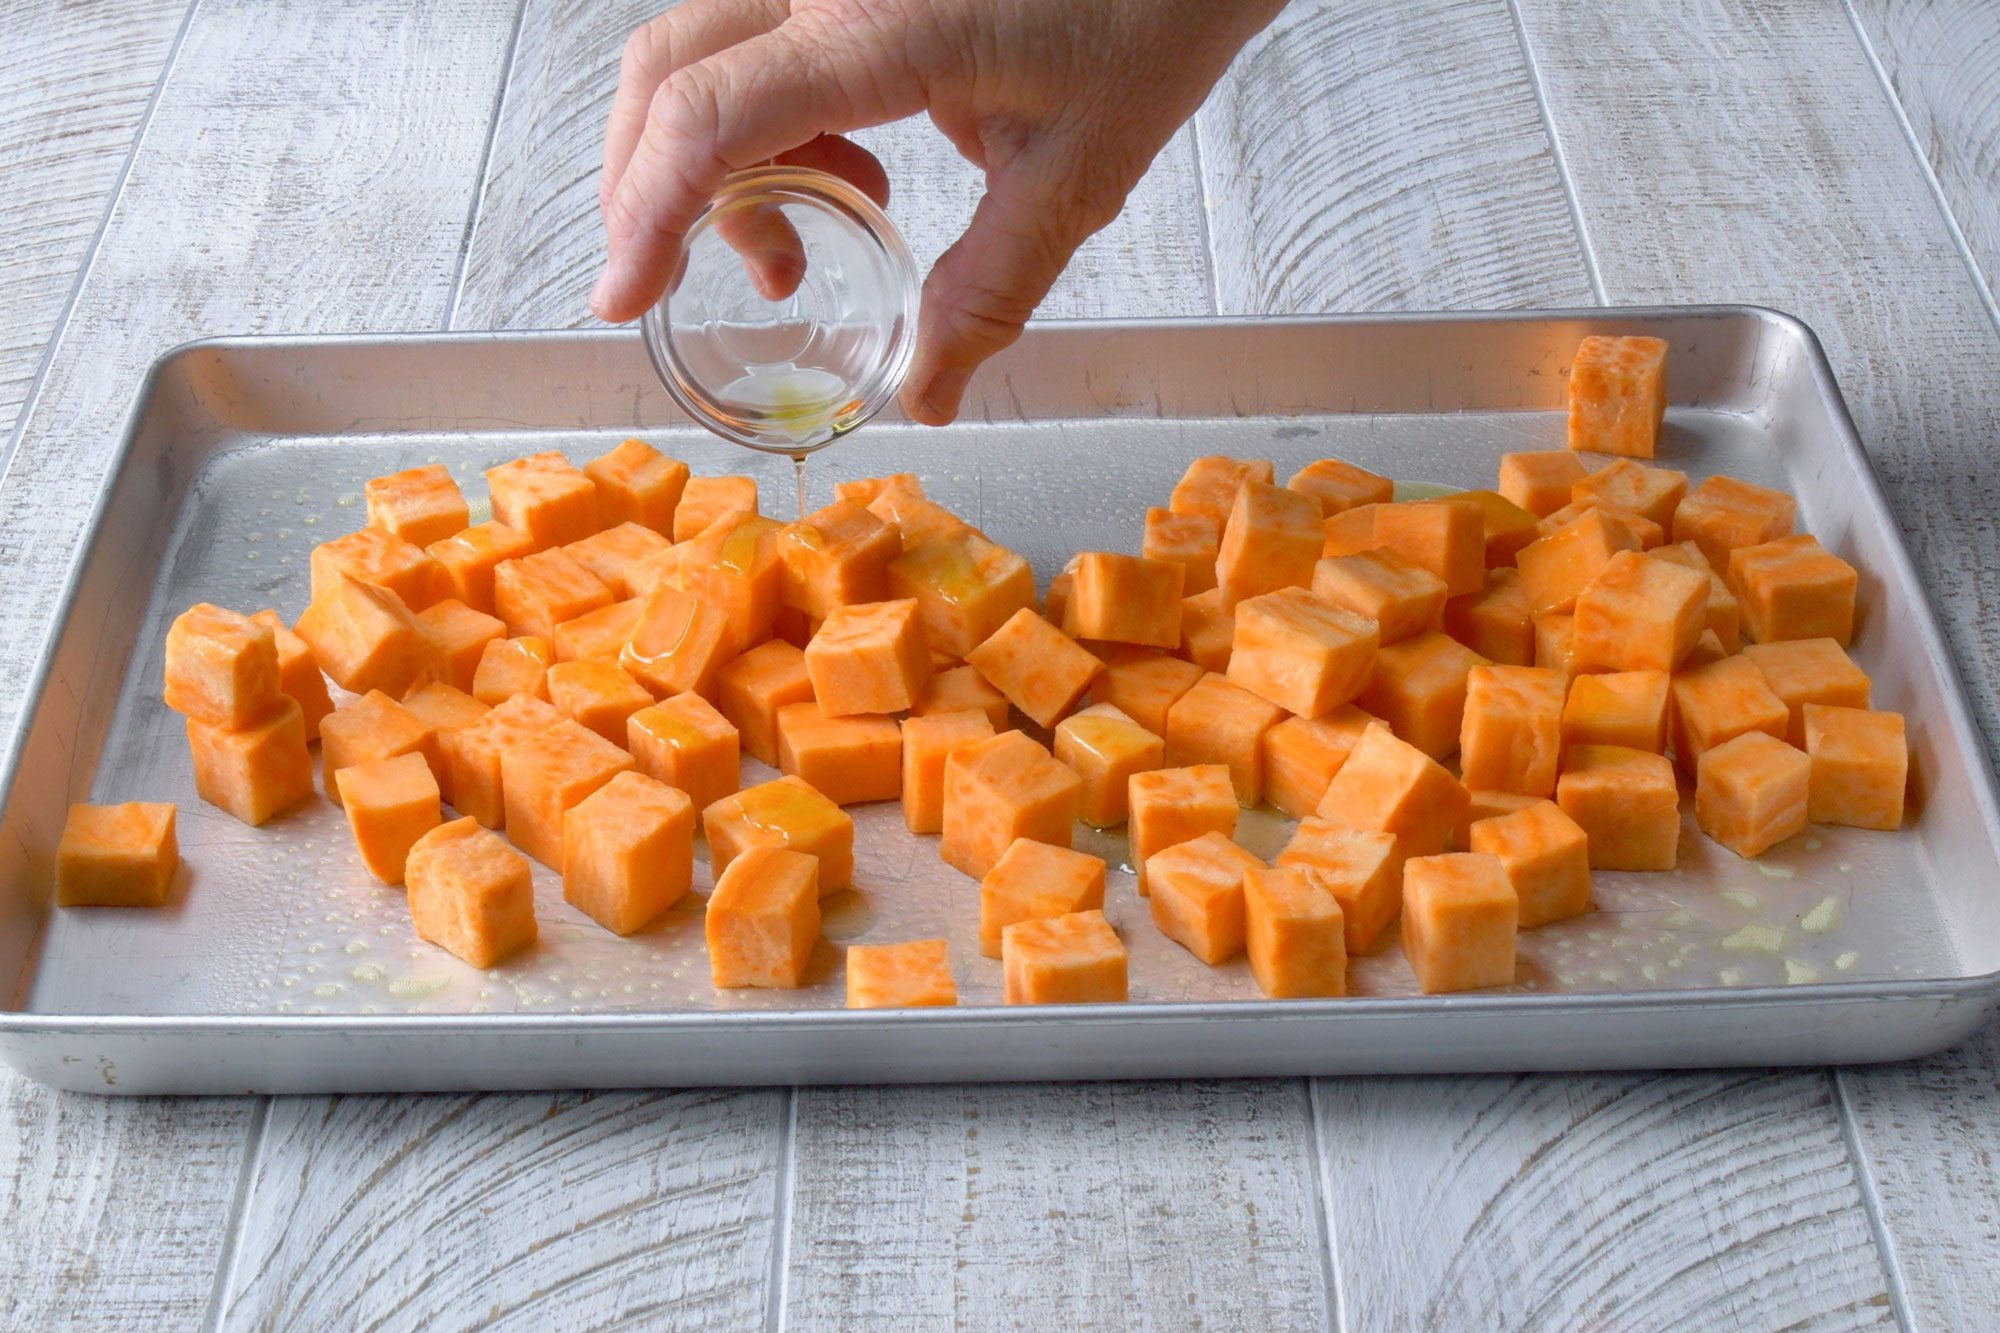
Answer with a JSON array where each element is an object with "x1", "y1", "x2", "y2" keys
[
  {"x1": 351, "y1": 963, "x2": 385, "y2": 984},
  {"x1": 311, "y1": 983, "x2": 342, "y2": 999},
  {"x1": 1722, "y1": 890, "x2": 1761, "y2": 911},
  {"x1": 1753, "y1": 863, "x2": 1795, "y2": 880},
  {"x1": 387, "y1": 976, "x2": 450, "y2": 999},
  {"x1": 1716, "y1": 967, "x2": 1745, "y2": 987},
  {"x1": 1800, "y1": 896, "x2": 1841, "y2": 934},
  {"x1": 1783, "y1": 959, "x2": 1821, "y2": 985},
  {"x1": 334, "y1": 492, "x2": 360, "y2": 508},
  {"x1": 1722, "y1": 924, "x2": 1785, "y2": 953},
  {"x1": 344, "y1": 940, "x2": 369, "y2": 956},
  {"x1": 1835, "y1": 951, "x2": 1860, "y2": 972}
]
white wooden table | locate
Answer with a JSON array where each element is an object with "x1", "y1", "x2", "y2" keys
[{"x1": 2, "y1": 2, "x2": 1996, "y2": 1327}]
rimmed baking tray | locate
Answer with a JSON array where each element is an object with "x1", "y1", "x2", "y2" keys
[{"x1": 4, "y1": 309, "x2": 1997, "y2": 1093}]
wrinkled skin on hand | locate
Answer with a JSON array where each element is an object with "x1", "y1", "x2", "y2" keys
[{"x1": 593, "y1": 0, "x2": 1284, "y2": 424}]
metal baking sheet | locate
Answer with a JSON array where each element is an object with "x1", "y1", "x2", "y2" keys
[{"x1": 4, "y1": 308, "x2": 1998, "y2": 1093}]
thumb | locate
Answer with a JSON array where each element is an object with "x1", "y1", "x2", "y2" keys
[{"x1": 901, "y1": 164, "x2": 1121, "y2": 426}]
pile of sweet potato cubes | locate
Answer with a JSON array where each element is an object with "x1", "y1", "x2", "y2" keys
[{"x1": 59, "y1": 334, "x2": 1910, "y2": 1007}]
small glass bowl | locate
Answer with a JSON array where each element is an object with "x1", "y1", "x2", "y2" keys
[{"x1": 642, "y1": 165, "x2": 919, "y2": 456}]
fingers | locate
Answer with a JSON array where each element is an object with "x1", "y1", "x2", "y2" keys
[
  {"x1": 773, "y1": 133, "x2": 890, "y2": 208},
  {"x1": 594, "y1": 24, "x2": 902, "y2": 323},
  {"x1": 600, "y1": 0, "x2": 787, "y2": 216},
  {"x1": 901, "y1": 165, "x2": 1122, "y2": 425},
  {"x1": 709, "y1": 135, "x2": 891, "y2": 302}
]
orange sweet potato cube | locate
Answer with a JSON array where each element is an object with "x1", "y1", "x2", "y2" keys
[
  {"x1": 1244, "y1": 866, "x2": 1347, "y2": 998},
  {"x1": 1178, "y1": 587, "x2": 1236, "y2": 673},
  {"x1": 1571, "y1": 549, "x2": 1708, "y2": 674},
  {"x1": 1670, "y1": 655, "x2": 1789, "y2": 771},
  {"x1": 1322, "y1": 504, "x2": 1386, "y2": 559},
  {"x1": 298, "y1": 574, "x2": 429, "y2": 698},
  {"x1": 1372, "y1": 500, "x2": 1484, "y2": 598},
  {"x1": 1313, "y1": 550, "x2": 1446, "y2": 645},
  {"x1": 472, "y1": 635, "x2": 554, "y2": 706},
  {"x1": 400, "y1": 682, "x2": 489, "y2": 805},
  {"x1": 309, "y1": 526, "x2": 444, "y2": 612},
  {"x1": 546, "y1": 659, "x2": 653, "y2": 746},
  {"x1": 487, "y1": 451, "x2": 600, "y2": 550},
  {"x1": 186, "y1": 699, "x2": 313, "y2": 827},
  {"x1": 1227, "y1": 587, "x2": 1378, "y2": 718},
  {"x1": 415, "y1": 598, "x2": 505, "y2": 693},
  {"x1": 1727, "y1": 535, "x2": 1858, "y2": 646},
  {"x1": 564, "y1": 522, "x2": 673, "y2": 599},
  {"x1": 868, "y1": 479, "x2": 974, "y2": 551},
  {"x1": 56, "y1": 803, "x2": 178, "y2": 908},
  {"x1": 939, "y1": 731, "x2": 1082, "y2": 878},
  {"x1": 499, "y1": 717, "x2": 635, "y2": 868},
  {"x1": 1673, "y1": 475, "x2": 1795, "y2": 569},
  {"x1": 1516, "y1": 509, "x2": 1640, "y2": 616},
  {"x1": 902, "y1": 710, "x2": 997, "y2": 834},
  {"x1": 1498, "y1": 450, "x2": 1590, "y2": 517},
  {"x1": 1002, "y1": 910, "x2": 1127, "y2": 1004},
  {"x1": 1287, "y1": 457, "x2": 1393, "y2": 517},
  {"x1": 494, "y1": 549, "x2": 614, "y2": 641},
  {"x1": 776, "y1": 500, "x2": 899, "y2": 618},
  {"x1": 846, "y1": 938, "x2": 957, "y2": 1008},
  {"x1": 1453, "y1": 789, "x2": 1541, "y2": 850},
  {"x1": 552, "y1": 597, "x2": 643, "y2": 665},
  {"x1": 1534, "y1": 612, "x2": 1578, "y2": 682},
  {"x1": 1217, "y1": 481, "x2": 1328, "y2": 606},
  {"x1": 1402, "y1": 853, "x2": 1518, "y2": 993},
  {"x1": 1540, "y1": 499, "x2": 1663, "y2": 550},
  {"x1": 1087, "y1": 653, "x2": 1203, "y2": 735},
  {"x1": 674, "y1": 474, "x2": 759, "y2": 542},
  {"x1": 440, "y1": 693, "x2": 563, "y2": 828},
  {"x1": 966, "y1": 608, "x2": 1101, "y2": 728},
  {"x1": 1803, "y1": 705, "x2": 1907, "y2": 831},
  {"x1": 1145, "y1": 831, "x2": 1263, "y2": 964},
  {"x1": 1562, "y1": 670, "x2": 1669, "y2": 752},
  {"x1": 405, "y1": 818, "x2": 537, "y2": 968},
  {"x1": 365, "y1": 463, "x2": 468, "y2": 549},
  {"x1": 250, "y1": 610, "x2": 334, "y2": 742},
  {"x1": 1458, "y1": 665, "x2": 1566, "y2": 797},
  {"x1": 1143, "y1": 507, "x2": 1221, "y2": 595},
  {"x1": 1357, "y1": 631, "x2": 1489, "y2": 761},
  {"x1": 562, "y1": 770, "x2": 694, "y2": 933},
  {"x1": 164, "y1": 603, "x2": 282, "y2": 729},
  {"x1": 915, "y1": 663, "x2": 1009, "y2": 729},
  {"x1": 1063, "y1": 552, "x2": 1185, "y2": 649},
  {"x1": 1556, "y1": 744, "x2": 1680, "y2": 871},
  {"x1": 1169, "y1": 455, "x2": 1273, "y2": 522},
  {"x1": 775, "y1": 703, "x2": 901, "y2": 805},
  {"x1": 1695, "y1": 732, "x2": 1809, "y2": 858},
  {"x1": 1468, "y1": 799, "x2": 1590, "y2": 928},
  {"x1": 716, "y1": 639, "x2": 814, "y2": 766},
  {"x1": 1128, "y1": 764, "x2": 1237, "y2": 895},
  {"x1": 1452, "y1": 490, "x2": 1543, "y2": 568},
  {"x1": 1572, "y1": 458, "x2": 1687, "y2": 531},
  {"x1": 1262, "y1": 706, "x2": 1375, "y2": 818},
  {"x1": 706, "y1": 845, "x2": 821, "y2": 988},
  {"x1": 976, "y1": 839, "x2": 1107, "y2": 958},
  {"x1": 886, "y1": 530, "x2": 1036, "y2": 660},
  {"x1": 1742, "y1": 638, "x2": 1871, "y2": 747},
  {"x1": 628, "y1": 692, "x2": 740, "y2": 813},
  {"x1": 426, "y1": 521, "x2": 536, "y2": 616},
  {"x1": 1164, "y1": 672, "x2": 1287, "y2": 805},
  {"x1": 621, "y1": 583, "x2": 735, "y2": 698},
  {"x1": 1315, "y1": 723, "x2": 1466, "y2": 860},
  {"x1": 705, "y1": 775, "x2": 854, "y2": 893},
  {"x1": 834, "y1": 473, "x2": 918, "y2": 508},
  {"x1": 585, "y1": 438, "x2": 689, "y2": 535},
  {"x1": 679, "y1": 512, "x2": 785, "y2": 656},
  {"x1": 321, "y1": 689, "x2": 435, "y2": 808},
  {"x1": 1649, "y1": 542, "x2": 1741, "y2": 651},
  {"x1": 1053, "y1": 703, "x2": 1164, "y2": 827},
  {"x1": 1568, "y1": 335, "x2": 1668, "y2": 457},
  {"x1": 1444, "y1": 569, "x2": 1535, "y2": 666},
  {"x1": 806, "y1": 599, "x2": 931, "y2": 717},
  {"x1": 334, "y1": 751, "x2": 441, "y2": 885}
]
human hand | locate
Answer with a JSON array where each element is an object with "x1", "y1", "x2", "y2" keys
[{"x1": 592, "y1": 0, "x2": 1284, "y2": 425}]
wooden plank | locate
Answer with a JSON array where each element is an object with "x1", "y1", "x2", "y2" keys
[
  {"x1": 0, "y1": 0, "x2": 189, "y2": 448},
  {"x1": 0, "y1": 2, "x2": 524, "y2": 1326},
  {"x1": 217, "y1": 1091, "x2": 786, "y2": 1328},
  {"x1": 1195, "y1": 0, "x2": 1594, "y2": 313},
  {"x1": 784, "y1": 1082, "x2": 1331, "y2": 1330},
  {"x1": 1513, "y1": 1, "x2": 2000, "y2": 1324},
  {"x1": 1846, "y1": 1, "x2": 2000, "y2": 315},
  {"x1": 1318, "y1": 1074, "x2": 1891, "y2": 1328}
]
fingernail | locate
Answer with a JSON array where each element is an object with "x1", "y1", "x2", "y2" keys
[{"x1": 589, "y1": 268, "x2": 617, "y2": 320}]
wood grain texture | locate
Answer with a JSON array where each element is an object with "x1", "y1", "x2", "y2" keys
[
  {"x1": 217, "y1": 1091, "x2": 785, "y2": 1329},
  {"x1": 1515, "y1": 0, "x2": 2000, "y2": 1324},
  {"x1": 1847, "y1": 0, "x2": 2000, "y2": 316},
  {"x1": 1195, "y1": 0, "x2": 1594, "y2": 315},
  {"x1": 455, "y1": 0, "x2": 1214, "y2": 330},
  {"x1": 784, "y1": 1081, "x2": 1331, "y2": 1330},
  {"x1": 1318, "y1": 1074, "x2": 1893, "y2": 1329},
  {"x1": 0, "y1": 0, "x2": 188, "y2": 449}
]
